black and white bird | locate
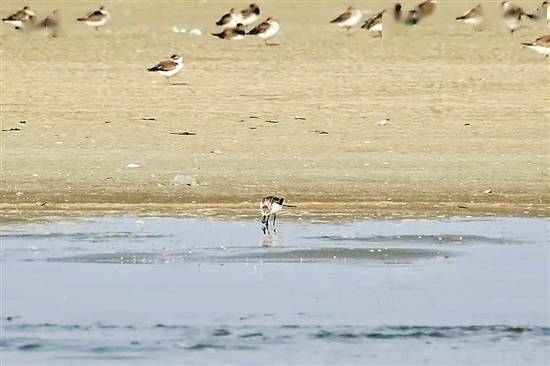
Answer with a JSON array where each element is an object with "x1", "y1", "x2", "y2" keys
[
  {"x1": 2, "y1": 6, "x2": 35, "y2": 30},
  {"x1": 259, "y1": 196, "x2": 295, "y2": 230},
  {"x1": 362, "y1": 9, "x2": 385, "y2": 37}
]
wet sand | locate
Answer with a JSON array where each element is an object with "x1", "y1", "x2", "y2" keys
[{"x1": 1, "y1": 1, "x2": 549, "y2": 221}]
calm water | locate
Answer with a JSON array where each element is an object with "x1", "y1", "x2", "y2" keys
[{"x1": 1, "y1": 217, "x2": 549, "y2": 365}]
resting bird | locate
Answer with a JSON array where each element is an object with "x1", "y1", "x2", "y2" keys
[
  {"x1": 2, "y1": 6, "x2": 35, "y2": 30},
  {"x1": 147, "y1": 54, "x2": 184, "y2": 84},
  {"x1": 247, "y1": 17, "x2": 280, "y2": 45},
  {"x1": 456, "y1": 4, "x2": 484, "y2": 32},
  {"x1": 522, "y1": 35, "x2": 550, "y2": 57},
  {"x1": 77, "y1": 6, "x2": 111, "y2": 31},
  {"x1": 239, "y1": 3, "x2": 261, "y2": 25},
  {"x1": 212, "y1": 23, "x2": 246, "y2": 40},
  {"x1": 362, "y1": 10, "x2": 385, "y2": 37},
  {"x1": 215, "y1": 8, "x2": 240, "y2": 28},
  {"x1": 330, "y1": 6, "x2": 363, "y2": 35}
]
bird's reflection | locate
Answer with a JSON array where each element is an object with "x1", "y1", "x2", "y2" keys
[{"x1": 261, "y1": 231, "x2": 279, "y2": 247}]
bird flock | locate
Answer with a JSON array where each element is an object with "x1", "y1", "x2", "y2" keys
[
  {"x1": 3, "y1": 2, "x2": 549, "y2": 77},
  {"x1": 2, "y1": 2, "x2": 549, "y2": 228}
]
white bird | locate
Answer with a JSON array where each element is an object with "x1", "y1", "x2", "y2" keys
[
  {"x1": 330, "y1": 6, "x2": 363, "y2": 35},
  {"x1": 247, "y1": 17, "x2": 280, "y2": 45}
]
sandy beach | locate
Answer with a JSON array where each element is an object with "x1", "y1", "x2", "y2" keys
[{"x1": 1, "y1": 1, "x2": 549, "y2": 222}]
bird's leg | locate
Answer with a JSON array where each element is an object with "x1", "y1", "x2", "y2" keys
[
  {"x1": 95, "y1": 27, "x2": 98, "y2": 31},
  {"x1": 347, "y1": 27, "x2": 352, "y2": 36},
  {"x1": 272, "y1": 214, "x2": 277, "y2": 227},
  {"x1": 379, "y1": 31, "x2": 382, "y2": 38}
]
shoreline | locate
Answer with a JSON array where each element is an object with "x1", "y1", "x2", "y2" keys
[{"x1": 2, "y1": 199, "x2": 548, "y2": 225}]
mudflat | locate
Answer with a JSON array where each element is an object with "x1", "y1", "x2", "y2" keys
[{"x1": 1, "y1": 1, "x2": 549, "y2": 221}]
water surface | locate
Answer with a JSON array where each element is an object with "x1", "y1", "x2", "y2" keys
[{"x1": 1, "y1": 217, "x2": 549, "y2": 364}]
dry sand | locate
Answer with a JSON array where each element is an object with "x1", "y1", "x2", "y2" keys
[{"x1": 1, "y1": 1, "x2": 549, "y2": 222}]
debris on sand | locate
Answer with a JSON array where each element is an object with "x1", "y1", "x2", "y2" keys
[
  {"x1": 265, "y1": 120, "x2": 278, "y2": 124},
  {"x1": 171, "y1": 26, "x2": 187, "y2": 33},
  {"x1": 377, "y1": 118, "x2": 390, "y2": 126},
  {"x1": 294, "y1": 117, "x2": 306, "y2": 120},
  {"x1": 126, "y1": 163, "x2": 141, "y2": 168},
  {"x1": 171, "y1": 175, "x2": 199, "y2": 187},
  {"x1": 483, "y1": 189, "x2": 493, "y2": 194},
  {"x1": 170, "y1": 132, "x2": 196, "y2": 136},
  {"x1": 2, "y1": 128, "x2": 21, "y2": 132},
  {"x1": 189, "y1": 29, "x2": 202, "y2": 36},
  {"x1": 312, "y1": 130, "x2": 328, "y2": 134},
  {"x1": 142, "y1": 117, "x2": 156, "y2": 121}
]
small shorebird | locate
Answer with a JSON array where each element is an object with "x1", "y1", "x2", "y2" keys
[
  {"x1": 393, "y1": 3, "x2": 402, "y2": 22},
  {"x1": 248, "y1": 17, "x2": 280, "y2": 45},
  {"x1": 212, "y1": 23, "x2": 246, "y2": 40},
  {"x1": 330, "y1": 6, "x2": 363, "y2": 35},
  {"x1": 2, "y1": 6, "x2": 35, "y2": 30},
  {"x1": 404, "y1": 9, "x2": 419, "y2": 25},
  {"x1": 38, "y1": 9, "x2": 60, "y2": 37},
  {"x1": 522, "y1": 35, "x2": 550, "y2": 57},
  {"x1": 240, "y1": 4, "x2": 261, "y2": 26},
  {"x1": 362, "y1": 10, "x2": 385, "y2": 37},
  {"x1": 456, "y1": 4, "x2": 484, "y2": 32},
  {"x1": 501, "y1": 1, "x2": 535, "y2": 34},
  {"x1": 405, "y1": 0, "x2": 436, "y2": 24},
  {"x1": 215, "y1": 8, "x2": 240, "y2": 28},
  {"x1": 147, "y1": 54, "x2": 184, "y2": 84},
  {"x1": 416, "y1": 0, "x2": 437, "y2": 17},
  {"x1": 260, "y1": 196, "x2": 295, "y2": 230},
  {"x1": 77, "y1": 6, "x2": 111, "y2": 31}
]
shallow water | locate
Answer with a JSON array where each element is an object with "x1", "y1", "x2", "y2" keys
[{"x1": 1, "y1": 217, "x2": 549, "y2": 364}]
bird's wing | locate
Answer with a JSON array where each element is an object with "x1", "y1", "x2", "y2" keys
[
  {"x1": 248, "y1": 21, "x2": 269, "y2": 34},
  {"x1": 151, "y1": 60, "x2": 177, "y2": 71},
  {"x1": 330, "y1": 11, "x2": 351, "y2": 23}
]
